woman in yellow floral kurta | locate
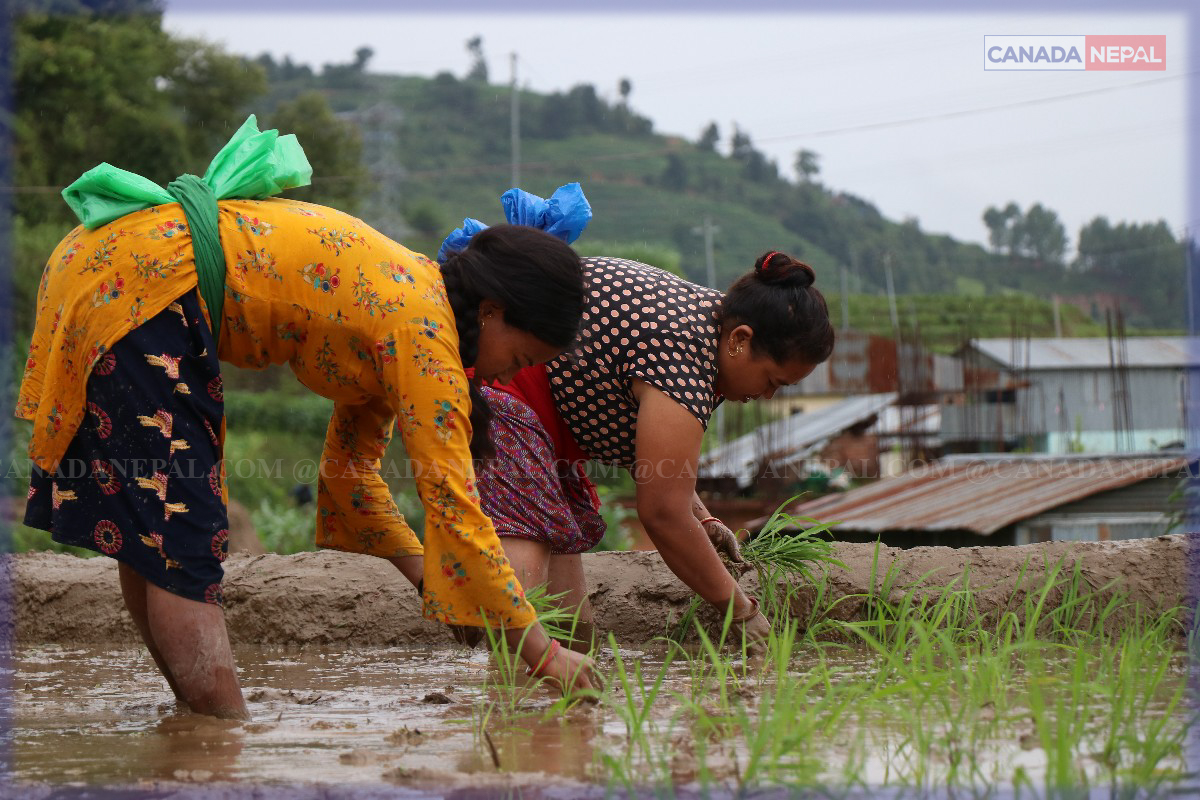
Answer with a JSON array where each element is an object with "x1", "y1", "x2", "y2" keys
[{"x1": 18, "y1": 197, "x2": 595, "y2": 717}]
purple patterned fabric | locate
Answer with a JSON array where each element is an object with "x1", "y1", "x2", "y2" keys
[{"x1": 477, "y1": 387, "x2": 606, "y2": 554}]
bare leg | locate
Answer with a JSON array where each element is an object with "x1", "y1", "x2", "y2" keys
[
  {"x1": 118, "y1": 563, "x2": 186, "y2": 704},
  {"x1": 500, "y1": 538, "x2": 597, "y2": 651},
  {"x1": 547, "y1": 554, "x2": 597, "y2": 652},
  {"x1": 500, "y1": 537, "x2": 550, "y2": 590},
  {"x1": 144, "y1": 582, "x2": 248, "y2": 719},
  {"x1": 387, "y1": 555, "x2": 423, "y2": 588}
]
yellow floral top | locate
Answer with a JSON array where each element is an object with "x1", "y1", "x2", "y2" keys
[{"x1": 16, "y1": 197, "x2": 535, "y2": 629}]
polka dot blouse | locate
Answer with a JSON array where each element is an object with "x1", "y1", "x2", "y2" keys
[{"x1": 547, "y1": 257, "x2": 723, "y2": 467}]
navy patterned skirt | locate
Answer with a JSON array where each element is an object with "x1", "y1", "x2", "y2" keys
[{"x1": 24, "y1": 290, "x2": 230, "y2": 606}]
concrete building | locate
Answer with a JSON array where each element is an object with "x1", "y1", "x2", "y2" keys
[{"x1": 949, "y1": 337, "x2": 1198, "y2": 454}]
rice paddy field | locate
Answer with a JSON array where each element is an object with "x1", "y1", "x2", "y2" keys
[{"x1": 5, "y1": 518, "x2": 1198, "y2": 798}]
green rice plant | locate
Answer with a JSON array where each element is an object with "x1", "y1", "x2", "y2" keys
[
  {"x1": 740, "y1": 505, "x2": 842, "y2": 581},
  {"x1": 730, "y1": 620, "x2": 852, "y2": 788},
  {"x1": 478, "y1": 621, "x2": 538, "y2": 724},
  {"x1": 1090, "y1": 616, "x2": 1191, "y2": 789},
  {"x1": 591, "y1": 536, "x2": 1194, "y2": 795},
  {"x1": 598, "y1": 633, "x2": 678, "y2": 793},
  {"x1": 667, "y1": 500, "x2": 843, "y2": 645},
  {"x1": 524, "y1": 583, "x2": 588, "y2": 649},
  {"x1": 472, "y1": 586, "x2": 596, "y2": 738}
]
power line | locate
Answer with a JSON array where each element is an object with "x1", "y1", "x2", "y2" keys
[
  {"x1": 754, "y1": 71, "x2": 1194, "y2": 144},
  {"x1": 7, "y1": 71, "x2": 1191, "y2": 193}
]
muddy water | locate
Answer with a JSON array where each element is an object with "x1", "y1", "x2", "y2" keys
[
  {"x1": 11, "y1": 643, "x2": 617, "y2": 789},
  {"x1": 8, "y1": 644, "x2": 1195, "y2": 796}
]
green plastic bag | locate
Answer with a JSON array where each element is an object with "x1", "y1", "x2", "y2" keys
[{"x1": 62, "y1": 115, "x2": 313, "y2": 230}]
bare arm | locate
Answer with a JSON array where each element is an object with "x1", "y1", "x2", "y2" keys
[{"x1": 631, "y1": 380, "x2": 754, "y2": 616}]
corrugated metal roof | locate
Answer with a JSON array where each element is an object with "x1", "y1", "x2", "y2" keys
[
  {"x1": 699, "y1": 393, "x2": 897, "y2": 488},
  {"x1": 781, "y1": 454, "x2": 1188, "y2": 536},
  {"x1": 970, "y1": 337, "x2": 1200, "y2": 370}
]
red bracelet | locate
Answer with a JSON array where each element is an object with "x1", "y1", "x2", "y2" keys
[
  {"x1": 699, "y1": 516, "x2": 721, "y2": 527},
  {"x1": 527, "y1": 639, "x2": 561, "y2": 678}
]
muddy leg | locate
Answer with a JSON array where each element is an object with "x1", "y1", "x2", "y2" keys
[
  {"x1": 144, "y1": 582, "x2": 248, "y2": 720},
  {"x1": 547, "y1": 554, "x2": 597, "y2": 652},
  {"x1": 118, "y1": 563, "x2": 187, "y2": 704}
]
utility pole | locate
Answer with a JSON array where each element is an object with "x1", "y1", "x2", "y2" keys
[
  {"x1": 1186, "y1": 226, "x2": 1195, "y2": 335},
  {"x1": 883, "y1": 252, "x2": 899, "y2": 334},
  {"x1": 693, "y1": 216, "x2": 719, "y2": 289},
  {"x1": 840, "y1": 260, "x2": 851, "y2": 331},
  {"x1": 510, "y1": 52, "x2": 520, "y2": 189},
  {"x1": 692, "y1": 216, "x2": 724, "y2": 443}
]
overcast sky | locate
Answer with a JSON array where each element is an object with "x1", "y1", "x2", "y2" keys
[{"x1": 163, "y1": 7, "x2": 1191, "y2": 255}]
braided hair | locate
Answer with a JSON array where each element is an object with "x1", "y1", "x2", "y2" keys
[
  {"x1": 719, "y1": 250, "x2": 835, "y2": 364},
  {"x1": 439, "y1": 224, "x2": 584, "y2": 461}
]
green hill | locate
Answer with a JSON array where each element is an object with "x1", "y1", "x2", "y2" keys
[
  {"x1": 258, "y1": 67, "x2": 1183, "y2": 332},
  {"x1": 12, "y1": 13, "x2": 1186, "y2": 334}
]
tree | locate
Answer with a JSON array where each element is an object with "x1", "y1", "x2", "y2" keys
[
  {"x1": 168, "y1": 38, "x2": 267, "y2": 167},
  {"x1": 465, "y1": 35, "x2": 487, "y2": 82},
  {"x1": 729, "y1": 126, "x2": 775, "y2": 182},
  {"x1": 1013, "y1": 203, "x2": 1066, "y2": 265},
  {"x1": 1075, "y1": 216, "x2": 1114, "y2": 273},
  {"x1": 1073, "y1": 218, "x2": 1183, "y2": 327},
  {"x1": 730, "y1": 125, "x2": 754, "y2": 160},
  {"x1": 353, "y1": 46, "x2": 373, "y2": 72},
  {"x1": 660, "y1": 153, "x2": 688, "y2": 191},
  {"x1": 794, "y1": 149, "x2": 820, "y2": 183},
  {"x1": 268, "y1": 91, "x2": 370, "y2": 212},
  {"x1": 982, "y1": 202, "x2": 1021, "y2": 255},
  {"x1": 15, "y1": 9, "x2": 187, "y2": 221},
  {"x1": 404, "y1": 200, "x2": 446, "y2": 239},
  {"x1": 618, "y1": 77, "x2": 632, "y2": 106},
  {"x1": 698, "y1": 122, "x2": 720, "y2": 152},
  {"x1": 535, "y1": 83, "x2": 607, "y2": 139}
]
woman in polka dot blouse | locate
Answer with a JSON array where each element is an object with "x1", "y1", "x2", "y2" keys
[{"x1": 475, "y1": 249, "x2": 835, "y2": 655}]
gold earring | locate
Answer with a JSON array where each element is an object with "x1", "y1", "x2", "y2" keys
[{"x1": 727, "y1": 344, "x2": 742, "y2": 357}]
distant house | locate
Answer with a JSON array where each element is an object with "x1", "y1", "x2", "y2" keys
[
  {"x1": 948, "y1": 337, "x2": 1198, "y2": 454},
  {"x1": 768, "y1": 453, "x2": 1190, "y2": 548},
  {"x1": 698, "y1": 393, "x2": 897, "y2": 492}
]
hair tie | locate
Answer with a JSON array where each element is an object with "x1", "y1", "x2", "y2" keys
[{"x1": 759, "y1": 251, "x2": 779, "y2": 273}]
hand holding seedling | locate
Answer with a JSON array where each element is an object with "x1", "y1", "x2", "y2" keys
[
  {"x1": 731, "y1": 597, "x2": 772, "y2": 660},
  {"x1": 528, "y1": 640, "x2": 600, "y2": 696},
  {"x1": 701, "y1": 518, "x2": 754, "y2": 576},
  {"x1": 449, "y1": 623, "x2": 485, "y2": 649}
]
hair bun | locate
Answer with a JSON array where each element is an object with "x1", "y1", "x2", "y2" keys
[{"x1": 755, "y1": 251, "x2": 815, "y2": 289}]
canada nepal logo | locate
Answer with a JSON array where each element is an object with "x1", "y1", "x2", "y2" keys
[{"x1": 984, "y1": 35, "x2": 1165, "y2": 71}]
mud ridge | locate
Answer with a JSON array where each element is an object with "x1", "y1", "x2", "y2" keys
[{"x1": 5, "y1": 534, "x2": 1194, "y2": 647}]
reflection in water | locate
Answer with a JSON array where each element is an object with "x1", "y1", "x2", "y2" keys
[
  {"x1": 14, "y1": 644, "x2": 508, "y2": 786},
  {"x1": 151, "y1": 714, "x2": 246, "y2": 781},
  {"x1": 479, "y1": 709, "x2": 601, "y2": 779},
  {"x1": 11, "y1": 643, "x2": 1192, "y2": 795}
]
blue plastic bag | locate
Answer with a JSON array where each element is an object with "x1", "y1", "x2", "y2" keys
[
  {"x1": 436, "y1": 217, "x2": 489, "y2": 264},
  {"x1": 500, "y1": 182, "x2": 592, "y2": 244},
  {"x1": 436, "y1": 182, "x2": 592, "y2": 264}
]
